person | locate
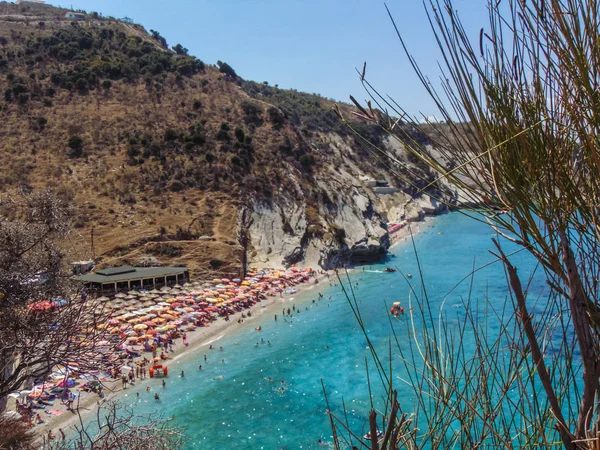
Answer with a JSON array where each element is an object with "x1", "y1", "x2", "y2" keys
[
  {"x1": 183, "y1": 333, "x2": 188, "y2": 346},
  {"x1": 136, "y1": 392, "x2": 140, "y2": 399},
  {"x1": 219, "y1": 346, "x2": 223, "y2": 351},
  {"x1": 274, "y1": 314, "x2": 277, "y2": 321},
  {"x1": 121, "y1": 375, "x2": 127, "y2": 389},
  {"x1": 162, "y1": 379, "x2": 166, "y2": 388},
  {"x1": 209, "y1": 344, "x2": 213, "y2": 350},
  {"x1": 267, "y1": 341, "x2": 271, "y2": 346},
  {"x1": 198, "y1": 364, "x2": 202, "y2": 370},
  {"x1": 180, "y1": 370, "x2": 184, "y2": 378},
  {"x1": 59, "y1": 428, "x2": 65, "y2": 440},
  {"x1": 35, "y1": 413, "x2": 44, "y2": 424},
  {"x1": 146, "y1": 386, "x2": 151, "y2": 392},
  {"x1": 204, "y1": 354, "x2": 207, "y2": 362},
  {"x1": 47, "y1": 430, "x2": 55, "y2": 441},
  {"x1": 221, "y1": 359, "x2": 225, "y2": 364},
  {"x1": 154, "y1": 393, "x2": 160, "y2": 401}
]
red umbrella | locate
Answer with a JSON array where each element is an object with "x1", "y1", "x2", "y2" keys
[{"x1": 147, "y1": 329, "x2": 158, "y2": 335}]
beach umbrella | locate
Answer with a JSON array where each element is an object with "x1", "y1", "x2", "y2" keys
[
  {"x1": 147, "y1": 329, "x2": 158, "y2": 335},
  {"x1": 133, "y1": 324, "x2": 148, "y2": 330},
  {"x1": 115, "y1": 293, "x2": 126, "y2": 298},
  {"x1": 127, "y1": 291, "x2": 139, "y2": 296},
  {"x1": 55, "y1": 378, "x2": 76, "y2": 388}
]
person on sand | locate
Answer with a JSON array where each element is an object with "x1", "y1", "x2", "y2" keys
[
  {"x1": 35, "y1": 413, "x2": 44, "y2": 424},
  {"x1": 47, "y1": 430, "x2": 55, "y2": 441},
  {"x1": 59, "y1": 428, "x2": 65, "y2": 440},
  {"x1": 183, "y1": 333, "x2": 188, "y2": 346}
]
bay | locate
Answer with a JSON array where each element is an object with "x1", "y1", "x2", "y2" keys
[{"x1": 113, "y1": 212, "x2": 544, "y2": 449}]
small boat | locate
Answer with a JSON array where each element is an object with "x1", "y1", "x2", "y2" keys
[
  {"x1": 384, "y1": 267, "x2": 396, "y2": 273},
  {"x1": 407, "y1": 273, "x2": 413, "y2": 279},
  {"x1": 364, "y1": 430, "x2": 384, "y2": 441}
]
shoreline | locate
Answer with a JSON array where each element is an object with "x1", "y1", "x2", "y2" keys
[
  {"x1": 32, "y1": 216, "x2": 437, "y2": 442},
  {"x1": 35, "y1": 272, "x2": 331, "y2": 440}
]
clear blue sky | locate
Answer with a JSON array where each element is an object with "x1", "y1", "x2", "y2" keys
[{"x1": 47, "y1": 0, "x2": 488, "y2": 118}]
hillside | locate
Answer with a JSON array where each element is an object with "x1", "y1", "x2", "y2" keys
[{"x1": 0, "y1": 2, "x2": 448, "y2": 277}]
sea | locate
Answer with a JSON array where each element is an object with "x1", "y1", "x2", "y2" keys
[{"x1": 97, "y1": 212, "x2": 547, "y2": 449}]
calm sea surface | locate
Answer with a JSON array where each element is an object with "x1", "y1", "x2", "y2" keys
[{"x1": 110, "y1": 212, "x2": 545, "y2": 449}]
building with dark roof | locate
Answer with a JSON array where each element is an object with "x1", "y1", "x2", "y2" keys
[{"x1": 75, "y1": 266, "x2": 189, "y2": 293}]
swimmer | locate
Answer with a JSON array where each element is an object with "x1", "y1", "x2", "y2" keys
[
  {"x1": 204, "y1": 354, "x2": 207, "y2": 361},
  {"x1": 180, "y1": 370, "x2": 184, "y2": 378},
  {"x1": 162, "y1": 379, "x2": 166, "y2": 388},
  {"x1": 221, "y1": 359, "x2": 225, "y2": 363},
  {"x1": 267, "y1": 341, "x2": 271, "y2": 346},
  {"x1": 146, "y1": 386, "x2": 151, "y2": 392},
  {"x1": 198, "y1": 365, "x2": 202, "y2": 370},
  {"x1": 219, "y1": 346, "x2": 223, "y2": 351},
  {"x1": 154, "y1": 393, "x2": 160, "y2": 401}
]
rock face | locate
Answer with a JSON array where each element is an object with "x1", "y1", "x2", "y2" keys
[{"x1": 245, "y1": 134, "x2": 450, "y2": 270}]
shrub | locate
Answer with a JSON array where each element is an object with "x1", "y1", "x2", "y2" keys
[
  {"x1": 164, "y1": 128, "x2": 178, "y2": 141},
  {"x1": 67, "y1": 134, "x2": 83, "y2": 158},
  {"x1": 268, "y1": 106, "x2": 285, "y2": 129},
  {"x1": 234, "y1": 127, "x2": 245, "y2": 143}
]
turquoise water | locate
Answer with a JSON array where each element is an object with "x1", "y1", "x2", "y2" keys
[{"x1": 110, "y1": 213, "x2": 545, "y2": 449}]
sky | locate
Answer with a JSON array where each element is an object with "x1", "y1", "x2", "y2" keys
[{"x1": 47, "y1": 0, "x2": 489, "y2": 118}]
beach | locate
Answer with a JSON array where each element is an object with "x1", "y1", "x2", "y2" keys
[
  {"x1": 27, "y1": 219, "x2": 437, "y2": 444},
  {"x1": 33, "y1": 270, "x2": 331, "y2": 441}
]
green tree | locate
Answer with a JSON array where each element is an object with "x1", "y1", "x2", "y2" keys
[
  {"x1": 172, "y1": 43, "x2": 188, "y2": 55},
  {"x1": 217, "y1": 60, "x2": 237, "y2": 78}
]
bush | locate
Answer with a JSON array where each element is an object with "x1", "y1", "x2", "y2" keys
[
  {"x1": 164, "y1": 129, "x2": 178, "y2": 141},
  {"x1": 67, "y1": 134, "x2": 83, "y2": 158},
  {"x1": 299, "y1": 154, "x2": 315, "y2": 170},
  {"x1": 268, "y1": 106, "x2": 285, "y2": 129},
  {"x1": 234, "y1": 127, "x2": 245, "y2": 143}
]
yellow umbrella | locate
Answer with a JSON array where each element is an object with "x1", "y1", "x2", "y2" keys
[{"x1": 133, "y1": 324, "x2": 148, "y2": 330}]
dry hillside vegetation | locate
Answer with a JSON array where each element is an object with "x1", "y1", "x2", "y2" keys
[{"x1": 0, "y1": 2, "x2": 431, "y2": 275}]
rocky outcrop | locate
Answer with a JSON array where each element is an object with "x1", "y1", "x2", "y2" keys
[{"x1": 244, "y1": 132, "x2": 453, "y2": 270}]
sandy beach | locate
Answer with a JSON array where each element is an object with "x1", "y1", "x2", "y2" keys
[{"x1": 32, "y1": 271, "x2": 331, "y2": 441}]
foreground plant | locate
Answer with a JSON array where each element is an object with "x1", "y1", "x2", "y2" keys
[
  {"x1": 44, "y1": 399, "x2": 187, "y2": 450},
  {"x1": 332, "y1": 0, "x2": 600, "y2": 448},
  {"x1": 0, "y1": 191, "x2": 110, "y2": 399}
]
